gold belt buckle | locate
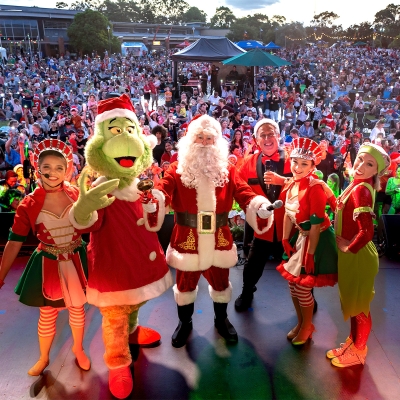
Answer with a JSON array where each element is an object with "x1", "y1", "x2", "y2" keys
[{"x1": 197, "y1": 211, "x2": 216, "y2": 234}]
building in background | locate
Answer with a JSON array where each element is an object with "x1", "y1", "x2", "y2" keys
[{"x1": 0, "y1": 4, "x2": 229, "y2": 57}]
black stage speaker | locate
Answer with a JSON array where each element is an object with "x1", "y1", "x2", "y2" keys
[{"x1": 378, "y1": 215, "x2": 400, "y2": 260}]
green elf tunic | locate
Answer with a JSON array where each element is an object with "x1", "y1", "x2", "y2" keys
[{"x1": 332, "y1": 179, "x2": 378, "y2": 320}]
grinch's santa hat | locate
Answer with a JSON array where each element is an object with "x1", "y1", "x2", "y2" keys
[
  {"x1": 94, "y1": 94, "x2": 157, "y2": 149},
  {"x1": 95, "y1": 93, "x2": 137, "y2": 125}
]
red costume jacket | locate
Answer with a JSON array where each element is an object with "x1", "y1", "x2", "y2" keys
[
  {"x1": 152, "y1": 162, "x2": 271, "y2": 272},
  {"x1": 329, "y1": 178, "x2": 375, "y2": 253},
  {"x1": 69, "y1": 177, "x2": 172, "y2": 307},
  {"x1": 238, "y1": 151, "x2": 290, "y2": 242}
]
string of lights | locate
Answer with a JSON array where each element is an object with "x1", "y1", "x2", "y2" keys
[{"x1": 285, "y1": 31, "x2": 399, "y2": 42}]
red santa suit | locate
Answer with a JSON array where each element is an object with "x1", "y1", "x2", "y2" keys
[
  {"x1": 150, "y1": 162, "x2": 271, "y2": 305},
  {"x1": 320, "y1": 113, "x2": 336, "y2": 131}
]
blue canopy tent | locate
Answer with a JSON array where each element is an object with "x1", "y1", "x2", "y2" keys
[
  {"x1": 236, "y1": 40, "x2": 265, "y2": 50},
  {"x1": 264, "y1": 41, "x2": 281, "y2": 50}
]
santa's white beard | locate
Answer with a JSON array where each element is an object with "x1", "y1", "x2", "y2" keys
[{"x1": 178, "y1": 142, "x2": 229, "y2": 188}]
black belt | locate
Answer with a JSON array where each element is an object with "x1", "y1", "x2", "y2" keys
[{"x1": 176, "y1": 211, "x2": 228, "y2": 230}]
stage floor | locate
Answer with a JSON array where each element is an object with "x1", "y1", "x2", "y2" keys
[{"x1": 1, "y1": 255, "x2": 400, "y2": 400}]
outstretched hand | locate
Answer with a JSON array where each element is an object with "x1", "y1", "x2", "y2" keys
[{"x1": 73, "y1": 171, "x2": 120, "y2": 226}]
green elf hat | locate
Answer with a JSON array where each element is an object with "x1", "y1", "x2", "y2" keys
[{"x1": 358, "y1": 143, "x2": 390, "y2": 176}]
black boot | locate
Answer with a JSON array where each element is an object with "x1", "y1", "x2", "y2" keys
[
  {"x1": 234, "y1": 286, "x2": 257, "y2": 311},
  {"x1": 171, "y1": 303, "x2": 194, "y2": 348},
  {"x1": 213, "y1": 302, "x2": 238, "y2": 344}
]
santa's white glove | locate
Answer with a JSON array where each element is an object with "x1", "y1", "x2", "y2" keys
[
  {"x1": 142, "y1": 202, "x2": 157, "y2": 213},
  {"x1": 257, "y1": 203, "x2": 273, "y2": 219}
]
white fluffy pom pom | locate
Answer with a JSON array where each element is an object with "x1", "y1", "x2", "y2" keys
[{"x1": 144, "y1": 134, "x2": 157, "y2": 149}]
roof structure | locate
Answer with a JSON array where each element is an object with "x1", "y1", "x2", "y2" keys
[{"x1": 172, "y1": 37, "x2": 245, "y2": 62}]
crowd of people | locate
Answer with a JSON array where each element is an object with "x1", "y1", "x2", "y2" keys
[
  {"x1": 0, "y1": 42, "x2": 398, "y2": 398},
  {"x1": 0, "y1": 44, "x2": 399, "y2": 214}
]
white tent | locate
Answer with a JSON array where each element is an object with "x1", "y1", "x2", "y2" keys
[
  {"x1": 121, "y1": 42, "x2": 148, "y2": 57},
  {"x1": 0, "y1": 47, "x2": 7, "y2": 61}
]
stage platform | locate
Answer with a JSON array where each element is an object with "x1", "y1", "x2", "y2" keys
[{"x1": 1, "y1": 255, "x2": 400, "y2": 400}]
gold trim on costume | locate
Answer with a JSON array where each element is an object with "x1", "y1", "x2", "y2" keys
[
  {"x1": 217, "y1": 228, "x2": 229, "y2": 247},
  {"x1": 178, "y1": 229, "x2": 196, "y2": 250}
]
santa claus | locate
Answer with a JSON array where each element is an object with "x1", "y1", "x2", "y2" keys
[{"x1": 142, "y1": 115, "x2": 273, "y2": 348}]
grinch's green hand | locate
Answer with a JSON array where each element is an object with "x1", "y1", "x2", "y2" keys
[{"x1": 73, "y1": 171, "x2": 120, "y2": 226}]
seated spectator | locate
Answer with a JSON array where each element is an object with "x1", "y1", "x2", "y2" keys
[
  {"x1": 161, "y1": 140, "x2": 175, "y2": 165},
  {"x1": 0, "y1": 188, "x2": 24, "y2": 212},
  {"x1": 298, "y1": 120, "x2": 315, "y2": 138},
  {"x1": 0, "y1": 170, "x2": 19, "y2": 198}
]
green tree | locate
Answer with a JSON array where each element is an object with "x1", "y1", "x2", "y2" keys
[
  {"x1": 102, "y1": 0, "x2": 140, "y2": 22},
  {"x1": 227, "y1": 13, "x2": 271, "y2": 42},
  {"x1": 67, "y1": 9, "x2": 118, "y2": 55},
  {"x1": 374, "y1": 3, "x2": 400, "y2": 25},
  {"x1": 181, "y1": 6, "x2": 207, "y2": 23},
  {"x1": 311, "y1": 11, "x2": 339, "y2": 28},
  {"x1": 388, "y1": 35, "x2": 400, "y2": 48},
  {"x1": 210, "y1": 6, "x2": 236, "y2": 28},
  {"x1": 56, "y1": 2, "x2": 69, "y2": 8},
  {"x1": 70, "y1": 0, "x2": 104, "y2": 10},
  {"x1": 271, "y1": 15, "x2": 286, "y2": 27},
  {"x1": 137, "y1": 0, "x2": 189, "y2": 24}
]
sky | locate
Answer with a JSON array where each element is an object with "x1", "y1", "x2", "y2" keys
[{"x1": 1, "y1": 0, "x2": 395, "y2": 28}]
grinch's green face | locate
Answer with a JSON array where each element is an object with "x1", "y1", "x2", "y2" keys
[
  {"x1": 85, "y1": 116, "x2": 153, "y2": 188},
  {"x1": 103, "y1": 117, "x2": 144, "y2": 171}
]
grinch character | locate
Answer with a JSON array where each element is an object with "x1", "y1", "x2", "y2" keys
[{"x1": 69, "y1": 94, "x2": 172, "y2": 399}]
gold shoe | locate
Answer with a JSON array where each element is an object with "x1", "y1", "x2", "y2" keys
[
  {"x1": 28, "y1": 359, "x2": 49, "y2": 376},
  {"x1": 287, "y1": 324, "x2": 301, "y2": 340},
  {"x1": 326, "y1": 337, "x2": 352, "y2": 359},
  {"x1": 291, "y1": 324, "x2": 315, "y2": 346}
]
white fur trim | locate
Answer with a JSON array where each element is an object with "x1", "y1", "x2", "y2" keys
[
  {"x1": 166, "y1": 244, "x2": 237, "y2": 271},
  {"x1": 253, "y1": 118, "x2": 280, "y2": 138},
  {"x1": 95, "y1": 108, "x2": 137, "y2": 125},
  {"x1": 93, "y1": 176, "x2": 140, "y2": 202},
  {"x1": 208, "y1": 282, "x2": 232, "y2": 303},
  {"x1": 86, "y1": 270, "x2": 173, "y2": 307},
  {"x1": 144, "y1": 189, "x2": 166, "y2": 232},
  {"x1": 246, "y1": 195, "x2": 273, "y2": 235},
  {"x1": 68, "y1": 206, "x2": 98, "y2": 229},
  {"x1": 173, "y1": 284, "x2": 198, "y2": 306},
  {"x1": 144, "y1": 134, "x2": 157, "y2": 149}
]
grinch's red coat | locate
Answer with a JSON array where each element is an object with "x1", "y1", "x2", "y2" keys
[
  {"x1": 154, "y1": 162, "x2": 272, "y2": 272},
  {"x1": 69, "y1": 177, "x2": 172, "y2": 307}
]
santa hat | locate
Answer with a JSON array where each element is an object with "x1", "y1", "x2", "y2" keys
[
  {"x1": 185, "y1": 115, "x2": 221, "y2": 140},
  {"x1": 95, "y1": 93, "x2": 136, "y2": 125},
  {"x1": 253, "y1": 118, "x2": 280, "y2": 138},
  {"x1": 389, "y1": 152, "x2": 400, "y2": 161}
]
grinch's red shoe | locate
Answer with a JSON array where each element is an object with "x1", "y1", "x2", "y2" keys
[
  {"x1": 109, "y1": 366, "x2": 133, "y2": 399},
  {"x1": 129, "y1": 326, "x2": 161, "y2": 348}
]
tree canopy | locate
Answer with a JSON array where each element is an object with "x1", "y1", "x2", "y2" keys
[
  {"x1": 58, "y1": 2, "x2": 400, "y2": 49},
  {"x1": 67, "y1": 9, "x2": 120, "y2": 55}
]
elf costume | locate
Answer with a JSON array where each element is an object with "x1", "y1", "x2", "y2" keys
[
  {"x1": 69, "y1": 94, "x2": 172, "y2": 399},
  {"x1": 276, "y1": 137, "x2": 338, "y2": 346},
  {"x1": 1, "y1": 139, "x2": 91, "y2": 376},
  {"x1": 325, "y1": 143, "x2": 390, "y2": 368}
]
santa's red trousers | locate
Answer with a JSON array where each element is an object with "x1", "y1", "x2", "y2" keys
[{"x1": 176, "y1": 266, "x2": 229, "y2": 292}]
